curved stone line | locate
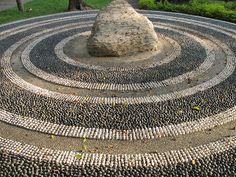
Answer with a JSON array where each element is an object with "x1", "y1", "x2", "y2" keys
[
  {"x1": 0, "y1": 13, "x2": 235, "y2": 140},
  {"x1": 0, "y1": 12, "x2": 235, "y2": 140},
  {"x1": 150, "y1": 14, "x2": 236, "y2": 39},
  {"x1": 1, "y1": 15, "x2": 235, "y2": 105},
  {"x1": 0, "y1": 10, "x2": 97, "y2": 29},
  {"x1": 0, "y1": 10, "x2": 234, "y2": 40},
  {"x1": 0, "y1": 14, "x2": 96, "y2": 41},
  {"x1": 0, "y1": 10, "x2": 234, "y2": 50},
  {"x1": 0, "y1": 9, "x2": 234, "y2": 36},
  {"x1": 145, "y1": 13, "x2": 236, "y2": 34},
  {"x1": 0, "y1": 136, "x2": 235, "y2": 167},
  {"x1": 0, "y1": 104, "x2": 235, "y2": 140},
  {"x1": 22, "y1": 24, "x2": 214, "y2": 91},
  {"x1": 54, "y1": 33, "x2": 181, "y2": 71},
  {"x1": 0, "y1": 11, "x2": 223, "y2": 92}
]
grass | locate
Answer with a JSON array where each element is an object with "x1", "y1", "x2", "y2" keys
[
  {"x1": 86, "y1": 0, "x2": 111, "y2": 9},
  {"x1": 0, "y1": 0, "x2": 111, "y2": 25},
  {"x1": 138, "y1": 0, "x2": 236, "y2": 23}
]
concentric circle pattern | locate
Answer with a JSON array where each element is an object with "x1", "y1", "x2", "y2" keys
[{"x1": 0, "y1": 10, "x2": 235, "y2": 176}]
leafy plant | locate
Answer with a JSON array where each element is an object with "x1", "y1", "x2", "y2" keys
[
  {"x1": 138, "y1": 0, "x2": 236, "y2": 23},
  {"x1": 139, "y1": 0, "x2": 157, "y2": 9},
  {"x1": 225, "y1": 1, "x2": 236, "y2": 11}
]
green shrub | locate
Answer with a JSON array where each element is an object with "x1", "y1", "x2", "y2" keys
[
  {"x1": 225, "y1": 1, "x2": 236, "y2": 11},
  {"x1": 138, "y1": 0, "x2": 236, "y2": 23},
  {"x1": 139, "y1": 0, "x2": 157, "y2": 9}
]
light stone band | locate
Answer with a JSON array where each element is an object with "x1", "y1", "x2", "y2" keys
[
  {"x1": 54, "y1": 33, "x2": 181, "y2": 71},
  {"x1": 0, "y1": 106, "x2": 235, "y2": 140},
  {"x1": 0, "y1": 11, "x2": 235, "y2": 175},
  {"x1": 0, "y1": 135, "x2": 235, "y2": 166},
  {"x1": 22, "y1": 24, "x2": 214, "y2": 91},
  {"x1": 2, "y1": 26, "x2": 234, "y2": 105},
  {"x1": 0, "y1": 11, "x2": 235, "y2": 140},
  {"x1": 0, "y1": 14, "x2": 96, "y2": 41}
]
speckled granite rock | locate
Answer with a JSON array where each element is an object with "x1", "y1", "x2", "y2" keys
[{"x1": 87, "y1": 0, "x2": 158, "y2": 57}]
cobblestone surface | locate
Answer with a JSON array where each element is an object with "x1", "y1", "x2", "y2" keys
[{"x1": 0, "y1": 10, "x2": 235, "y2": 176}]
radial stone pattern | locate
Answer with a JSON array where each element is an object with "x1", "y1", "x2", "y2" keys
[{"x1": 0, "y1": 10, "x2": 235, "y2": 176}]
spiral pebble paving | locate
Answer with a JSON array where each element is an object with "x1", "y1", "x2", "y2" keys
[{"x1": 0, "y1": 10, "x2": 235, "y2": 176}]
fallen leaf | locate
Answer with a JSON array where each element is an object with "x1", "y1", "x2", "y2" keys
[
  {"x1": 75, "y1": 153, "x2": 82, "y2": 159},
  {"x1": 124, "y1": 101, "x2": 128, "y2": 107},
  {"x1": 193, "y1": 105, "x2": 201, "y2": 111},
  {"x1": 177, "y1": 110, "x2": 183, "y2": 115},
  {"x1": 83, "y1": 145, "x2": 88, "y2": 152},
  {"x1": 68, "y1": 107, "x2": 75, "y2": 113},
  {"x1": 50, "y1": 135, "x2": 56, "y2": 140}
]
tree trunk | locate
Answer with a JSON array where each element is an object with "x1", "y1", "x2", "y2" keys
[
  {"x1": 68, "y1": 0, "x2": 77, "y2": 11},
  {"x1": 16, "y1": 0, "x2": 24, "y2": 12},
  {"x1": 78, "y1": 0, "x2": 84, "y2": 10},
  {"x1": 68, "y1": 0, "x2": 84, "y2": 11}
]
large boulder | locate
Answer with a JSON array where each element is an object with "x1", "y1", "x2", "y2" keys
[{"x1": 87, "y1": 0, "x2": 158, "y2": 57}]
